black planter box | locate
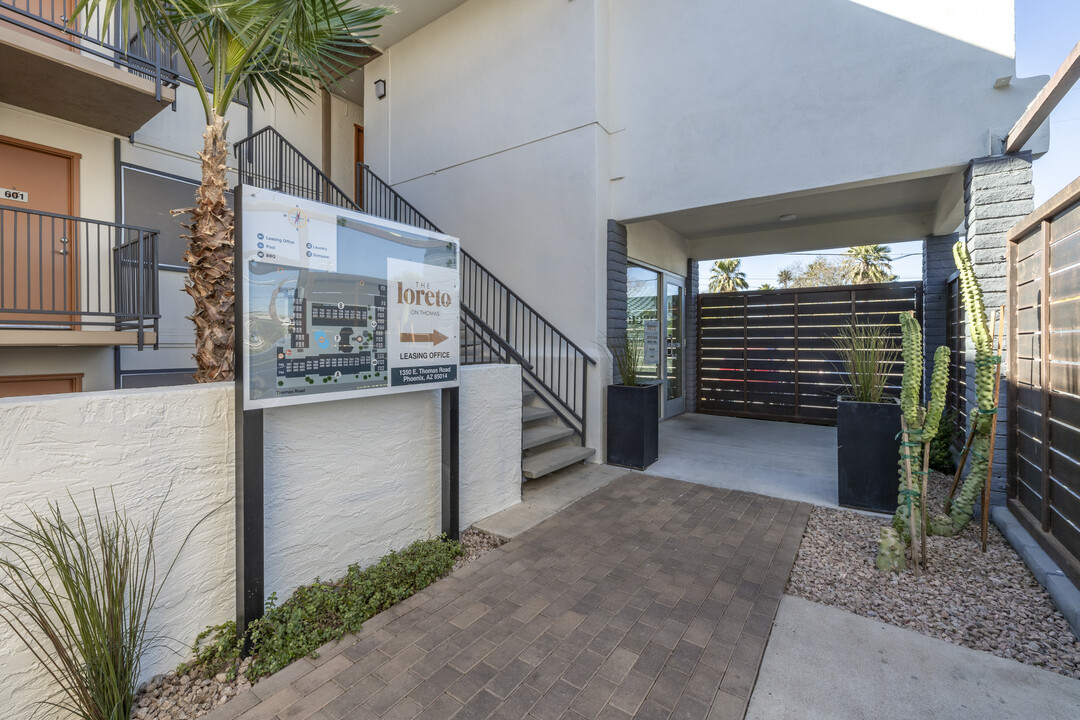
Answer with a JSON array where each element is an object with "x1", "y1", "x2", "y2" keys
[
  {"x1": 607, "y1": 382, "x2": 660, "y2": 470},
  {"x1": 837, "y1": 398, "x2": 901, "y2": 513}
]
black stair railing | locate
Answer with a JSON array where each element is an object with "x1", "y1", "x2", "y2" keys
[
  {"x1": 235, "y1": 127, "x2": 358, "y2": 211},
  {"x1": 234, "y1": 127, "x2": 596, "y2": 443}
]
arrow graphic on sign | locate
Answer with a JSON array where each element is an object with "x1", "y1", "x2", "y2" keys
[{"x1": 399, "y1": 329, "x2": 449, "y2": 346}]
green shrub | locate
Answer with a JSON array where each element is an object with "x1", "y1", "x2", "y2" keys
[{"x1": 184, "y1": 536, "x2": 464, "y2": 681}]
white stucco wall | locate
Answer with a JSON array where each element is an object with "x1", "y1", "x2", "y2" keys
[
  {"x1": 608, "y1": 0, "x2": 1040, "y2": 220},
  {"x1": 458, "y1": 364, "x2": 522, "y2": 528},
  {"x1": 329, "y1": 94, "x2": 364, "y2": 197},
  {"x1": 362, "y1": 0, "x2": 612, "y2": 452},
  {"x1": 0, "y1": 364, "x2": 519, "y2": 720}
]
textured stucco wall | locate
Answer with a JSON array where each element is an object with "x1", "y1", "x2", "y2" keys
[
  {"x1": 458, "y1": 364, "x2": 522, "y2": 529},
  {"x1": 0, "y1": 364, "x2": 519, "y2": 719},
  {"x1": 0, "y1": 384, "x2": 234, "y2": 720}
]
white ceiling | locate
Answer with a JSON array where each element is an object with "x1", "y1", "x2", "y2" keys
[
  {"x1": 633, "y1": 169, "x2": 967, "y2": 259},
  {"x1": 333, "y1": 1, "x2": 467, "y2": 105},
  {"x1": 362, "y1": 0, "x2": 469, "y2": 52}
]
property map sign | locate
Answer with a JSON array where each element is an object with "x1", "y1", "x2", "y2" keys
[{"x1": 237, "y1": 186, "x2": 459, "y2": 410}]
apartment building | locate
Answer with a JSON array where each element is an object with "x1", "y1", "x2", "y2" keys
[{"x1": 0, "y1": 0, "x2": 1047, "y2": 472}]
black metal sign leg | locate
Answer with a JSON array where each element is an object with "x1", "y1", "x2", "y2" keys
[
  {"x1": 441, "y1": 387, "x2": 460, "y2": 541},
  {"x1": 235, "y1": 406, "x2": 265, "y2": 647}
]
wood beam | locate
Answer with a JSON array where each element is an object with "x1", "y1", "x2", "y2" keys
[{"x1": 1006, "y1": 40, "x2": 1080, "y2": 154}]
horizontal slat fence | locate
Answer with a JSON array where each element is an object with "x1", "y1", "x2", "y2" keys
[
  {"x1": 697, "y1": 281, "x2": 921, "y2": 424},
  {"x1": 1007, "y1": 178, "x2": 1080, "y2": 585}
]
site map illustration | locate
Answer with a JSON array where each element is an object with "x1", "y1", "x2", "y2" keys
[{"x1": 239, "y1": 187, "x2": 460, "y2": 410}]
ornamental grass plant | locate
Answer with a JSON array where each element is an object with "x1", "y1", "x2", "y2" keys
[
  {"x1": 609, "y1": 331, "x2": 643, "y2": 387},
  {"x1": 0, "y1": 490, "x2": 198, "y2": 720},
  {"x1": 833, "y1": 322, "x2": 899, "y2": 403}
]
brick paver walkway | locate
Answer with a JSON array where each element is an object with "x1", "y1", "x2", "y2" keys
[{"x1": 208, "y1": 474, "x2": 811, "y2": 720}]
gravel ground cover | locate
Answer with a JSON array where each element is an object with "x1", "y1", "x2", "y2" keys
[
  {"x1": 133, "y1": 528, "x2": 505, "y2": 720},
  {"x1": 787, "y1": 470, "x2": 1080, "y2": 679}
]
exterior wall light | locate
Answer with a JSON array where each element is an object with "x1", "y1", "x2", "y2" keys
[{"x1": 374, "y1": 79, "x2": 387, "y2": 99}]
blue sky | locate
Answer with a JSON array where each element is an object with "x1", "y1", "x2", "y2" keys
[{"x1": 700, "y1": 1, "x2": 1078, "y2": 291}]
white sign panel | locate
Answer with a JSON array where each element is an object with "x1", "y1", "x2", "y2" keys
[
  {"x1": 1, "y1": 187, "x2": 28, "y2": 203},
  {"x1": 238, "y1": 186, "x2": 460, "y2": 410}
]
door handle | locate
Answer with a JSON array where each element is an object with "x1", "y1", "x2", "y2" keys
[{"x1": 57, "y1": 249, "x2": 69, "y2": 255}]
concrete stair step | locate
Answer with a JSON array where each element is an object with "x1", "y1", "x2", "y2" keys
[
  {"x1": 522, "y1": 387, "x2": 537, "y2": 402},
  {"x1": 522, "y1": 424, "x2": 576, "y2": 450},
  {"x1": 522, "y1": 405, "x2": 556, "y2": 423},
  {"x1": 522, "y1": 445, "x2": 596, "y2": 480}
]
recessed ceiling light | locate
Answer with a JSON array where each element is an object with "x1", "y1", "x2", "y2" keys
[{"x1": 779, "y1": 214, "x2": 797, "y2": 222}]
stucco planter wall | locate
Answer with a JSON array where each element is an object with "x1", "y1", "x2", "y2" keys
[{"x1": 0, "y1": 364, "x2": 520, "y2": 720}]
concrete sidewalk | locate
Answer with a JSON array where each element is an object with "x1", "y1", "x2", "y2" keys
[{"x1": 747, "y1": 596, "x2": 1080, "y2": 720}]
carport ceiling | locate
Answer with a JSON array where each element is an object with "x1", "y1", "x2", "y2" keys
[{"x1": 646, "y1": 170, "x2": 964, "y2": 259}]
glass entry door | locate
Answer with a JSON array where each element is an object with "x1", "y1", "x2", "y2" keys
[
  {"x1": 664, "y1": 279, "x2": 685, "y2": 417},
  {"x1": 626, "y1": 264, "x2": 685, "y2": 419}
]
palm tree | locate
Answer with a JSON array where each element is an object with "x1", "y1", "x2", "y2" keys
[
  {"x1": 776, "y1": 268, "x2": 795, "y2": 288},
  {"x1": 758, "y1": 283, "x2": 775, "y2": 290},
  {"x1": 75, "y1": 0, "x2": 392, "y2": 382},
  {"x1": 708, "y1": 259, "x2": 749, "y2": 292},
  {"x1": 844, "y1": 245, "x2": 895, "y2": 284}
]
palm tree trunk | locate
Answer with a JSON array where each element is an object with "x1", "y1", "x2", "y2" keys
[{"x1": 183, "y1": 114, "x2": 235, "y2": 382}]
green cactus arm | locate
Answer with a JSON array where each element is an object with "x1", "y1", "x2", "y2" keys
[
  {"x1": 921, "y1": 346, "x2": 950, "y2": 441},
  {"x1": 899, "y1": 312, "x2": 923, "y2": 429},
  {"x1": 943, "y1": 239, "x2": 999, "y2": 535}
]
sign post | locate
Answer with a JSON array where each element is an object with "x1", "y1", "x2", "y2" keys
[{"x1": 233, "y1": 186, "x2": 461, "y2": 638}]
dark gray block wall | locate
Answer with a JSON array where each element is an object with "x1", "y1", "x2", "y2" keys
[
  {"x1": 685, "y1": 258, "x2": 699, "y2": 413},
  {"x1": 607, "y1": 220, "x2": 628, "y2": 384},
  {"x1": 923, "y1": 233, "x2": 958, "y2": 399},
  {"x1": 963, "y1": 153, "x2": 1034, "y2": 507}
]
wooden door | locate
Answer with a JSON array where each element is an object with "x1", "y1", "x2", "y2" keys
[
  {"x1": 354, "y1": 125, "x2": 364, "y2": 208},
  {"x1": 0, "y1": 137, "x2": 80, "y2": 326},
  {"x1": 0, "y1": 1, "x2": 79, "y2": 50},
  {"x1": 0, "y1": 373, "x2": 83, "y2": 397}
]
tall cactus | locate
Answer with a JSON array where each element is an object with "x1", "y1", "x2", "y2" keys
[
  {"x1": 878, "y1": 311, "x2": 949, "y2": 572},
  {"x1": 930, "y1": 240, "x2": 999, "y2": 535}
]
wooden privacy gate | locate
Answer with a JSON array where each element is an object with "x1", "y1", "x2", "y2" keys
[
  {"x1": 697, "y1": 281, "x2": 922, "y2": 424},
  {"x1": 1007, "y1": 178, "x2": 1080, "y2": 585}
]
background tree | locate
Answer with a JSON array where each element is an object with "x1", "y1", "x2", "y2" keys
[
  {"x1": 75, "y1": 0, "x2": 392, "y2": 382},
  {"x1": 844, "y1": 244, "x2": 896, "y2": 284},
  {"x1": 708, "y1": 259, "x2": 749, "y2": 292},
  {"x1": 758, "y1": 283, "x2": 775, "y2": 290},
  {"x1": 777, "y1": 256, "x2": 849, "y2": 288},
  {"x1": 776, "y1": 268, "x2": 795, "y2": 288}
]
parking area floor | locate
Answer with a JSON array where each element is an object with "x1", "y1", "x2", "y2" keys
[
  {"x1": 644, "y1": 414, "x2": 838, "y2": 507},
  {"x1": 207, "y1": 474, "x2": 811, "y2": 720}
]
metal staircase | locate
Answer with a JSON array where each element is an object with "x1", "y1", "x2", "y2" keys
[{"x1": 234, "y1": 127, "x2": 596, "y2": 480}]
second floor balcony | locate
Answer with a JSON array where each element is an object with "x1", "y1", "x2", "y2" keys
[
  {"x1": 0, "y1": 1, "x2": 177, "y2": 135},
  {"x1": 0, "y1": 204, "x2": 159, "y2": 348}
]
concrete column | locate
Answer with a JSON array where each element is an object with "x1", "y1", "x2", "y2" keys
[
  {"x1": 922, "y1": 233, "x2": 958, "y2": 400},
  {"x1": 606, "y1": 220, "x2": 628, "y2": 384},
  {"x1": 963, "y1": 153, "x2": 1034, "y2": 507},
  {"x1": 684, "y1": 258, "x2": 699, "y2": 413}
]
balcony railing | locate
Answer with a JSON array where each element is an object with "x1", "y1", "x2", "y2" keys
[
  {"x1": 0, "y1": 0, "x2": 178, "y2": 100},
  {"x1": 0, "y1": 206, "x2": 159, "y2": 346}
]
